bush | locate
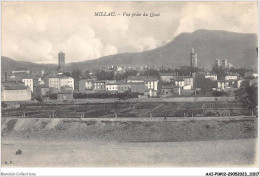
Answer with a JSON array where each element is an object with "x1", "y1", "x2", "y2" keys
[
  {"x1": 49, "y1": 93, "x2": 58, "y2": 100},
  {"x1": 73, "y1": 92, "x2": 139, "y2": 99},
  {"x1": 2, "y1": 102, "x2": 7, "y2": 108}
]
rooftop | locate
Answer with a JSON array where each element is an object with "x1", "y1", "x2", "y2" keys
[
  {"x1": 161, "y1": 85, "x2": 173, "y2": 89},
  {"x1": 127, "y1": 76, "x2": 158, "y2": 81},
  {"x1": 2, "y1": 82, "x2": 28, "y2": 90},
  {"x1": 159, "y1": 73, "x2": 176, "y2": 76}
]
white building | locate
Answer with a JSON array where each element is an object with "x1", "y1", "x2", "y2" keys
[
  {"x1": 183, "y1": 84, "x2": 192, "y2": 90},
  {"x1": 11, "y1": 70, "x2": 30, "y2": 75},
  {"x1": 106, "y1": 83, "x2": 119, "y2": 91},
  {"x1": 175, "y1": 79, "x2": 185, "y2": 87},
  {"x1": 22, "y1": 78, "x2": 34, "y2": 92},
  {"x1": 159, "y1": 73, "x2": 177, "y2": 82},
  {"x1": 179, "y1": 76, "x2": 194, "y2": 89},
  {"x1": 217, "y1": 79, "x2": 242, "y2": 91},
  {"x1": 127, "y1": 76, "x2": 159, "y2": 91},
  {"x1": 146, "y1": 80, "x2": 159, "y2": 91},
  {"x1": 2, "y1": 83, "x2": 31, "y2": 101},
  {"x1": 49, "y1": 76, "x2": 74, "y2": 90},
  {"x1": 93, "y1": 80, "x2": 106, "y2": 91},
  {"x1": 225, "y1": 75, "x2": 238, "y2": 81},
  {"x1": 205, "y1": 75, "x2": 217, "y2": 81}
]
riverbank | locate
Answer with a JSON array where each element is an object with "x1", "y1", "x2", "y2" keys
[
  {"x1": 2, "y1": 117, "x2": 257, "y2": 167},
  {"x1": 2, "y1": 117, "x2": 257, "y2": 142},
  {"x1": 1, "y1": 138, "x2": 257, "y2": 167}
]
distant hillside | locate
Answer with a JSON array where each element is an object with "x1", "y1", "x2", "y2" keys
[
  {"x1": 67, "y1": 29, "x2": 257, "y2": 71},
  {"x1": 1, "y1": 56, "x2": 56, "y2": 75},
  {"x1": 2, "y1": 29, "x2": 258, "y2": 74}
]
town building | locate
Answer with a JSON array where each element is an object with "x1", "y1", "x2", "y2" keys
[
  {"x1": 57, "y1": 86, "x2": 73, "y2": 100},
  {"x1": 144, "y1": 89, "x2": 157, "y2": 97},
  {"x1": 216, "y1": 80, "x2": 242, "y2": 91},
  {"x1": 127, "y1": 76, "x2": 159, "y2": 91},
  {"x1": 118, "y1": 83, "x2": 131, "y2": 93},
  {"x1": 215, "y1": 59, "x2": 231, "y2": 68},
  {"x1": 205, "y1": 74, "x2": 217, "y2": 81},
  {"x1": 221, "y1": 59, "x2": 228, "y2": 68},
  {"x1": 159, "y1": 73, "x2": 177, "y2": 82},
  {"x1": 49, "y1": 75, "x2": 74, "y2": 90},
  {"x1": 57, "y1": 91, "x2": 73, "y2": 100},
  {"x1": 130, "y1": 83, "x2": 146, "y2": 93},
  {"x1": 183, "y1": 84, "x2": 192, "y2": 90},
  {"x1": 105, "y1": 83, "x2": 119, "y2": 91},
  {"x1": 225, "y1": 75, "x2": 238, "y2": 81},
  {"x1": 93, "y1": 80, "x2": 106, "y2": 91},
  {"x1": 175, "y1": 79, "x2": 185, "y2": 87},
  {"x1": 161, "y1": 85, "x2": 173, "y2": 95},
  {"x1": 215, "y1": 59, "x2": 221, "y2": 68},
  {"x1": 249, "y1": 79, "x2": 258, "y2": 86},
  {"x1": 190, "y1": 48, "x2": 198, "y2": 68},
  {"x1": 2, "y1": 82, "x2": 31, "y2": 101},
  {"x1": 58, "y1": 51, "x2": 65, "y2": 69},
  {"x1": 22, "y1": 77, "x2": 34, "y2": 92},
  {"x1": 35, "y1": 84, "x2": 50, "y2": 98},
  {"x1": 79, "y1": 79, "x2": 94, "y2": 91},
  {"x1": 228, "y1": 63, "x2": 233, "y2": 69},
  {"x1": 245, "y1": 71, "x2": 258, "y2": 78},
  {"x1": 173, "y1": 86, "x2": 181, "y2": 95},
  {"x1": 11, "y1": 70, "x2": 30, "y2": 75},
  {"x1": 179, "y1": 76, "x2": 194, "y2": 89}
]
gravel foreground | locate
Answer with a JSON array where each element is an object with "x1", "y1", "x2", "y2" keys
[
  {"x1": 1, "y1": 117, "x2": 257, "y2": 167},
  {"x1": 1, "y1": 117, "x2": 257, "y2": 142}
]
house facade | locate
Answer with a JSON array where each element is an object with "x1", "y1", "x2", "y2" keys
[
  {"x1": 22, "y1": 78, "x2": 34, "y2": 92},
  {"x1": 2, "y1": 83, "x2": 31, "y2": 101},
  {"x1": 49, "y1": 76, "x2": 74, "y2": 90}
]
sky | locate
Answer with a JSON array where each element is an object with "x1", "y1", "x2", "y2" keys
[{"x1": 2, "y1": 1, "x2": 258, "y2": 64}]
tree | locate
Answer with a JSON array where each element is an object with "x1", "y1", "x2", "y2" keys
[
  {"x1": 235, "y1": 84, "x2": 257, "y2": 112},
  {"x1": 140, "y1": 69, "x2": 159, "y2": 77},
  {"x1": 96, "y1": 70, "x2": 114, "y2": 80},
  {"x1": 229, "y1": 68, "x2": 253, "y2": 77},
  {"x1": 245, "y1": 85, "x2": 258, "y2": 110},
  {"x1": 35, "y1": 96, "x2": 43, "y2": 103},
  {"x1": 174, "y1": 66, "x2": 197, "y2": 76},
  {"x1": 211, "y1": 66, "x2": 227, "y2": 80},
  {"x1": 71, "y1": 69, "x2": 82, "y2": 91},
  {"x1": 212, "y1": 91, "x2": 227, "y2": 97},
  {"x1": 194, "y1": 73, "x2": 214, "y2": 95},
  {"x1": 63, "y1": 72, "x2": 71, "y2": 77},
  {"x1": 85, "y1": 70, "x2": 91, "y2": 78}
]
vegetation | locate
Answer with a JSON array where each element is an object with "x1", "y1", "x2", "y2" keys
[
  {"x1": 194, "y1": 73, "x2": 215, "y2": 95},
  {"x1": 49, "y1": 93, "x2": 58, "y2": 100},
  {"x1": 115, "y1": 69, "x2": 138, "y2": 81},
  {"x1": 73, "y1": 92, "x2": 139, "y2": 99},
  {"x1": 96, "y1": 70, "x2": 115, "y2": 80},
  {"x1": 236, "y1": 84, "x2": 257, "y2": 110},
  {"x1": 229, "y1": 68, "x2": 253, "y2": 77},
  {"x1": 212, "y1": 91, "x2": 228, "y2": 97},
  {"x1": 140, "y1": 69, "x2": 159, "y2": 77},
  {"x1": 211, "y1": 66, "x2": 227, "y2": 80}
]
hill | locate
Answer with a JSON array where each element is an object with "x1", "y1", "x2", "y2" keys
[
  {"x1": 1, "y1": 56, "x2": 56, "y2": 75},
  {"x1": 1, "y1": 29, "x2": 258, "y2": 73},
  {"x1": 68, "y1": 29, "x2": 258, "y2": 71}
]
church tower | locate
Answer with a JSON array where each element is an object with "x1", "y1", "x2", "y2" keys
[{"x1": 190, "y1": 48, "x2": 197, "y2": 68}]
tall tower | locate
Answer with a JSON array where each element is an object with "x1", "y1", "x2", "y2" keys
[
  {"x1": 58, "y1": 51, "x2": 65, "y2": 69},
  {"x1": 190, "y1": 48, "x2": 197, "y2": 68}
]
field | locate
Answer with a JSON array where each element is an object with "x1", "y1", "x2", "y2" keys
[{"x1": 2, "y1": 101, "x2": 246, "y2": 118}]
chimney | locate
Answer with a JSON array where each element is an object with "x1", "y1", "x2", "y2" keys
[{"x1": 5, "y1": 72, "x2": 7, "y2": 82}]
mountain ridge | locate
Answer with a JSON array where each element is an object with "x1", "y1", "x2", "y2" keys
[{"x1": 1, "y1": 29, "x2": 258, "y2": 74}]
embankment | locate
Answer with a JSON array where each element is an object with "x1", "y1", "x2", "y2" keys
[{"x1": 1, "y1": 117, "x2": 257, "y2": 142}]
